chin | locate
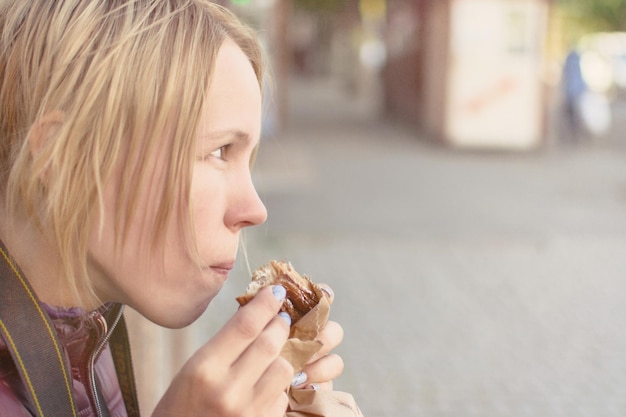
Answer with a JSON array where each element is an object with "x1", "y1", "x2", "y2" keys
[{"x1": 135, "y1": 295, "x2": 213, "y2": 329}]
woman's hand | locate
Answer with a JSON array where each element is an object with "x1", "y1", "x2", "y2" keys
[
  {"x1": 152, "y1": 285, "x2": 293, "y2": 417},
  {"x1": 290, "y1": 284, "x2": 345, "y2": 391}
]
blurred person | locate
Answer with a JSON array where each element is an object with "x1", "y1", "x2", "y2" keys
[
  {"x1": 0, "y1": 1, "x2": 347, "y2": 416},
  {"x1": 561, "y1": 47, "x2": 588, "y2": 143}
]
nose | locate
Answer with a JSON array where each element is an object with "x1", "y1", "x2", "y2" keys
[
  {"x1": 244, "y1": 187, "x2": 268, "y2": 227},
  {"x1": 228, "y1": 173, "x2": 267, "y2": 230}
]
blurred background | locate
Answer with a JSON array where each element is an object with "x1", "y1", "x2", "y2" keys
[{"x1": 126, "y1": 0, "x2": 626, "y2": 416}]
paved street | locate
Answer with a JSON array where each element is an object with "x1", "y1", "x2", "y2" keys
[{"x1": 141, "y1": 78, "x2": 626, "y2": 417}]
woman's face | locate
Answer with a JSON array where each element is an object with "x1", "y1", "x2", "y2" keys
[{"x1": 87, "y1": 40, "x2": 267, "y2": 328}]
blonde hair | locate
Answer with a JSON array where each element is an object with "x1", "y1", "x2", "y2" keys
[{"x1": 0, "y1": 0, "x2": 264, "y2": 304}]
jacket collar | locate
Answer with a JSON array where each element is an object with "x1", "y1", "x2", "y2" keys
[{"x1": 40, "y1": 303, "x2": 122, "y2": 367}]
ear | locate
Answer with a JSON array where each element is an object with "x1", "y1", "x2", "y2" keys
[{"x1": 28, "y1": 110, "x2": 65, "y2": 179}]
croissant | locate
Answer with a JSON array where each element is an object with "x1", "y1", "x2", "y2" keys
[{"x1": 236, "y1": 260, "x2": 320, "y2": 327}]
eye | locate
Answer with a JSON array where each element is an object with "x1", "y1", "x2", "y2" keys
[{"x1": 209, "y1": 145, "x2": 228, "y2": 160}]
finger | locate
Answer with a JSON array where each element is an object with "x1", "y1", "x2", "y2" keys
[
  {"x1": 207, "y1": 285, "x2": 286, "y2": 362},
  {"x1": 316, "y1": 283, "x2": 334, "y2": 304},
  {"x1": 254, "y1": 355, "x2": 293, "y2": 396},
  {"x1": 302, "y1": 381, "x2": 333, "y2": 391},
  {"x1": 254, "y1": 356, "x2": 292, "y2": 417},
  {"x1": 307, "y1": 321, "x2": 343, "y2": 363},
  {"x1": 262, "y1": 390, "x2": 290, "y2": 417},
  {"x1": 232, "y1": 313, "x2": 291, "y2": 382},
  {"x1": 295, "y1": 354, "x2": 344, "y2": 388}
]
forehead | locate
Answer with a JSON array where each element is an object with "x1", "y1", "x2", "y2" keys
[{"x1": 197, "y1": 39, "x2": 262, "y2": 140}]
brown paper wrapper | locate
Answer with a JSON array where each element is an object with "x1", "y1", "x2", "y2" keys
[
  {"x1": 287, "y1": 389, "x2": 364, "y2": 417},
  {"x1": 280, "y1": 286, "x2": 364, "y2": 417}
]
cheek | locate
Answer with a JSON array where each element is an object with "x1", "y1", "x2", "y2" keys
[
  {"x1": 190, "y1": 168, "x2": 225, "y2": 232},
  {"x1": 88, "y1": 155, "x2": 172, "y2": 277},
  {"x1": 88, "y1": 177, "x2": 156, "y2": 268}
]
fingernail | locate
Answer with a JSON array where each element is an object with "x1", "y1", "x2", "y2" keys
[
  {"x1": 320, "y1": 286, "x2": 333, "y2": 299},
  {"x1": 278, "y1": 311, "x2": 291, "y2": 326},
  {"x1": 272, "y1": 285, "x2": 286, "y2": 301},
  {"x1": 308, "y1": 384, "x2": 320, "y2": 391},
  {"x1": 291, "y1": 371, "x2": 307, "y2": 387}
]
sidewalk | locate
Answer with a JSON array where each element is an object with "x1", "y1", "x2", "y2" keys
[
  {"x1": 243, "y1": 77, "x2": 626, "y2": 417},
  {"x1": 131, "y1": 77, "x2": 626, "y2": 416}
]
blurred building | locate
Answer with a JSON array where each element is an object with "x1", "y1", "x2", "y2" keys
[
  {"x1": 221, "y1": 0, "x2": 554, "y2": 150},
  {"x1": 383, "y1": 0, "x2": 552, "y2": 150}
]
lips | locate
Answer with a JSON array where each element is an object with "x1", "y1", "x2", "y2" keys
[{"x1": 208, "y1": 261, "x2": 234, "y2": 275}]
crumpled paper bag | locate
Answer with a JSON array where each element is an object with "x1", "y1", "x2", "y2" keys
[
  {"x1": 287, "y1": 389, "x2": 364, "y2": 417},
  {"x1": 280, "y1": 285, "x2": 364, "y2": 417}
]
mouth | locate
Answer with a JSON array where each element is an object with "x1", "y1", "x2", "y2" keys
[{"x1": 206, "y1": 261, "x2": 235, "y2": 277}]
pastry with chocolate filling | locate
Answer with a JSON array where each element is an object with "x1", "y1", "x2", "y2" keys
[{"x1": 236, "y1": 260, "x2": 321, "y2": 327}]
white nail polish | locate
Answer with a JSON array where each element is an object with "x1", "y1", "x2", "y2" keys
[
  {"x1": 278, "y1": 311, "x2": 291, "y2": 326},
  {"x1": 291, "y1": 371, "x2": 307, "y2": 387},
  {"x1": 320, "y1": 286, "x2": 333, "y2": 299}
]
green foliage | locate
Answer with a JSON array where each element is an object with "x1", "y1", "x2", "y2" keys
[
  {"x1": 558, "y1": 0, "x2": 626, "y2": 32},
  {"x1": 293, "y1": 0, "x2": 349, "y2": 14}
]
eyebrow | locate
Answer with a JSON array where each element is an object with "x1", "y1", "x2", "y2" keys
[{"x1": 201, "y1": 129, "x2": 251, "y2": 143}]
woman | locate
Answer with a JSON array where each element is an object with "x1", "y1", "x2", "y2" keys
[{"x1": 0, "y1": 1, "x2": 346, "y2": 416}]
